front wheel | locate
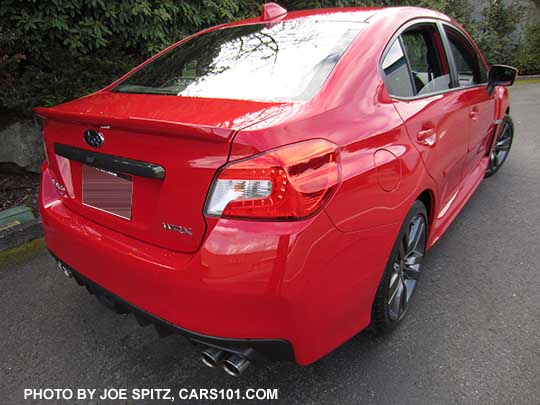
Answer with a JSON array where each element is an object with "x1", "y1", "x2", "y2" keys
[
  {"x1": 371, "y1": 201, "x2": 428, "y2": 334},
  {"x1": 485, "y1": 115, "x2": 514, "y2": 178}
]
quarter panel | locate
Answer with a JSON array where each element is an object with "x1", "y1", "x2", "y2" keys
[{"x1": 325, "y1": 124, "x2": 426, "y2": 231}]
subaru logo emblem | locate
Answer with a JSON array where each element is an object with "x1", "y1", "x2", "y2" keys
[{"x1": 83, "y1": 129, "x2": 104, "y2": 148}]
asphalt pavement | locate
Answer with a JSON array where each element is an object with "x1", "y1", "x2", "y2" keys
[{"x1": 1, "y1": 84, "x2": 539, "y2": 404}]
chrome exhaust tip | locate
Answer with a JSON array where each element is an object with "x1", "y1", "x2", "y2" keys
[
  {"x1": 201, "y1": 347, "x2": 226, "y2": 368},
  {"x1": 223, "y1": 354, "x2": 250, "y2": 377},
  {"x1": 57, "y1": 261, "x2": 72, "y2": 278}
]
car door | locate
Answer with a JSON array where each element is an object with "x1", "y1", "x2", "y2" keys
[
  {"x1": 382, "y1": 21, "x2": 469, "y2": 209},
  {"x1": 442, "y1": 24, "x2": 494, "y2": 177}
]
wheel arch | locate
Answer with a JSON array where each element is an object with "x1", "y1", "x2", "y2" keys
[{"x1": 416, "y1": 189, "x2": 435, "y2": 226}]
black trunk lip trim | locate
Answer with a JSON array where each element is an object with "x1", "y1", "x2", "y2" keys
[{"x1": 54, "y1": 143, "x2": 165, "y2": 180}]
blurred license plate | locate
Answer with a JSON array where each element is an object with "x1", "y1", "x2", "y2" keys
[{"x1": 82, "y1": 165, "x2": 132, "y2": 220}]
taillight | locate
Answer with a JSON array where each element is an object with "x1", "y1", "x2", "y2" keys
[{"x1": 205, "y1": 139, "x2": 340, "y2": 220}]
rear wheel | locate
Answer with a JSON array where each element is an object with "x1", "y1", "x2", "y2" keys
[
  {"x1": 371, "y1": 201, "x2": 428, "y2": 333},
  {"x1": 485, "y1": 115, "x2": 514, "y2": 178}
]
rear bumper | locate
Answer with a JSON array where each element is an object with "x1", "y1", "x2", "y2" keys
[
  {"x1": 41, "y1": 164, "x2": 395, "y2": 365},
  {"x1": 52, "y1": 254, "x2": 293, "y2": 362},
  {"x1": 41, "y1": 164, "x2": 298, "y2": 357}
]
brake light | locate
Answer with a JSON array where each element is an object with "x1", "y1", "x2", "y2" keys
[{"x1": 205, "y1": 139, "x2": 340, "y2": 220}]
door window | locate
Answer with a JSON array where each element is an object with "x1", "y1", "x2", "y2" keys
[
  {"x1": 444, "y1": 26, "x2": 487, "y2": 87},
  {"x1": 381, "y1": 40, "x2": 415, "y2": 98},
  {"x1": 400, "y1": 25, "x2": 451, "y2": 96},
  {"x1": 382, "y1": 23, "x2": 452, "y2": 98}
]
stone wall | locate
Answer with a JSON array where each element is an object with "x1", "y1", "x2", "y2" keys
[{"x1": 0, "y1": 121, "x2": 44, "y2": 173}]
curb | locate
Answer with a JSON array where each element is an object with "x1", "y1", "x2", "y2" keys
[
  {"x1": 517, "y1": 74, "x2": 540, "y2": 80},
  {"x1": 0, "y1": 219, "x2": 44, "y2": 252}
]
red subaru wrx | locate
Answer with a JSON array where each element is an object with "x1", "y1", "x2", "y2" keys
[{"x1": 37, "y1": 4, "x2": 517, "y2": 376}]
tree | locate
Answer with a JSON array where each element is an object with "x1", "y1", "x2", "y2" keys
[
  {"x1": 476, "y1": 0, "x2": 523, "y2": 66},
  {"x1": 515, "y1": 19, "x2": 540, "y2": 74}
]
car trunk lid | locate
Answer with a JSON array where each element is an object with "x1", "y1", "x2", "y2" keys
[{"x1": 36, "y1": 92, "x2": 293, "y2": 253}]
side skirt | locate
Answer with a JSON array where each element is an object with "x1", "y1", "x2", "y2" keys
[{"x1": 428, "y1": 157, "x2": 489, "y2": 248}]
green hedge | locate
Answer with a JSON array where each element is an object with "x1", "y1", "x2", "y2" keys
[
  {"x1": 0, "y1": 0, "x2": 261, "y2": 121},
  {"x1": 0, "y1": 0, "x2": 538, "y2": 121}
]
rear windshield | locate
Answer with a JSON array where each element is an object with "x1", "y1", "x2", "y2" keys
[{"x1": 113, "y1": 20, "x2": 364, "y2": 102}]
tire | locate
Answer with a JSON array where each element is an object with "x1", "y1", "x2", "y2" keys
[
  {"x1": 485, "y1": 115, "x2": 514, "y2": 178},
  {"x1": 371, "y1": 200, "x2": 428, "y2": 334}
]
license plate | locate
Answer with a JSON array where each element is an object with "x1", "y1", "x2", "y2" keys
[{"x1": 82, "y1": 165, "x2": 132, "y2": 220}]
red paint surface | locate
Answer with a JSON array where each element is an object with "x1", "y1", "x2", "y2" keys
[{"x1": 38, "y1": 6, "x2": 509, "y2": 365}]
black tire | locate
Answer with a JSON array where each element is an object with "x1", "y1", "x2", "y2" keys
[
  {"x1": 371, "y1": 200, "x2": 428, "y2": 334},
  {"x1": 485, "y1": 115, "x2": 514, "y2": 178}
]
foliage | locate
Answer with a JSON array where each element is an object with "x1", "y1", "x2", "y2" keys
[
  {"x1": 0, "y1": 0, "x2": 538, "y2": 120},
  {"x1": 0, "y1": 0, "x2": 254, "y2": 58},
  {"x1": 515, "y1": 20, "x2": 540, "y2": 74},
  {"x1": 0, "y1": 0, "x2": 257, "y2": 119},
  {"x1": 280, "y1": 0, "x2": 473, "y2": 27},
  {"x1": 475, "y1": 0, "x2": 524, "y2": 66}
]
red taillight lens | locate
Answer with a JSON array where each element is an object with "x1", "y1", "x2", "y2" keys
[{"x1": 205, "y1": 139, "x2": 340, "y2": 220}]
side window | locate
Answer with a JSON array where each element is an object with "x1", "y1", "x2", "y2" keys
[
  {"x1": 382, "y1": 40, "x2": 415, "y2": 98},
  {"x1": 444, "y1": 26, "x2": 487, "y2": 86},
  {"x1": 400, "y1": 25, "x2": 452, "y2": 96}
]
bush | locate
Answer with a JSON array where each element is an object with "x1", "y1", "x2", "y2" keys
[
  {"x1": 515, "y1": 21, "x2": 540, "y2": 74},
  {"x1": 0, "y1": 0, "x2": 258, "y2": 120},
  {"x1": 475, "y1": 0, "x2": 523, "y2": 67}
]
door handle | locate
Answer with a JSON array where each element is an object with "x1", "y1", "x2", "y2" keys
[
  {"x1": 469, "y1": 108, "x2": 479, "y2": 119},
  {"x1": 417, "y1": 128, "x2": 437, "y2": 146}
]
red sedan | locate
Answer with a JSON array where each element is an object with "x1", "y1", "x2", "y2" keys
[{"x1": 36, "y1": 3, "x2": 517, "y2": 376}]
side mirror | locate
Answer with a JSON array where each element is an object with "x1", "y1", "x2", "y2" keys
[{"x1": 488, "y1": 64, "x2": 518, "y2": 95}]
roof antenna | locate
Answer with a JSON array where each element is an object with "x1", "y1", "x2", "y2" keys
[{"x1": 261, "y1": 3, "x2": 287, "y2": 21}]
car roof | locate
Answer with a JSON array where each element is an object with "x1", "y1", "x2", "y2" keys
[
  {"x1": 231, "y1": 6, "x2": 452, "y2": 25},
  {"x1": 276, "y1": 7, "x2": 383, "y2": 23}
]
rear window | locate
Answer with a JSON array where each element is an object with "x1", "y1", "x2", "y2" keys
[{"x1": 113, "y1": 20, "x2": 364, "y2": 102}]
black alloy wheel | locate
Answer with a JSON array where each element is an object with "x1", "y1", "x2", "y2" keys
[
  {"x1": 485, "y1": 115, "x2": 514, "y2": 178},
  {"x1": 371, "y1": 201, "x2": 428, "y2": 333}
]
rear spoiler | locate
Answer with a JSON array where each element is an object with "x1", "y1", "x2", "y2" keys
[{"x1": 34, "y1": 107, "x2": 236, "y2": 143}]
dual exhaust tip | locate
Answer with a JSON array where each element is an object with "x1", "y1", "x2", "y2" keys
[
  {"x1": 201, "y1": 347, "x2": 251, "y2": 377},
  {"x1": 57, "y1": 260, "x2": 72, "y2": 278}
]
